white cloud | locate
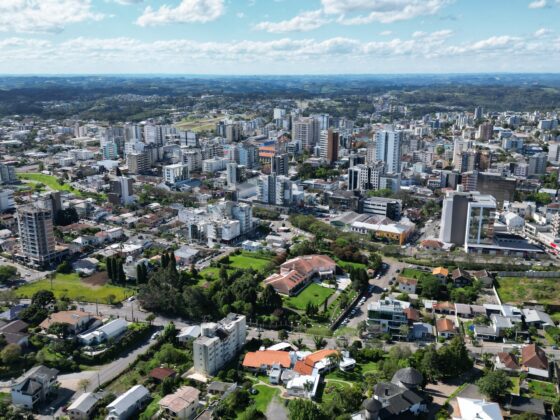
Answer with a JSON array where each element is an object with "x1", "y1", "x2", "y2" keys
[
  {"x1": 136, "y1": 0, "x2": 224, "y2": 26},
  {"x1": 528, "y1": 0, "x2": 547, "y2": 8},
  {"x1": 1, "y1": 31, "x2": 559, "y2": 72},
  {"x1": 0, "y1": 0, "x2": 103, "y2": 33},
  {"x1": 254, "y1": 9, "x2": 329, "y2": 33},
  {"x1": 379, "y1": 30, "x2": 392, "y2": 36},
  {"x1": 236, "y1": 12, "x2": 245, "y2": 18},
  {"x1": 324, "y1": 0, "x2": 451, "y2": 24},
  {"x1": 114, "y1": 0, "x2": 143, "y2": 4},
  {"x1": 534, "y1": 28, "x2": 552, "y2": 37}
]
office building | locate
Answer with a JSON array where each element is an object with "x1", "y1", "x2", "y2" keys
[
  {"x1": 127, "y1": 151, "x2": 150, "y2": 174},
  {"x1": 293, "y1": 117, "x2": 319, "y2": 151},
  {"x1": 17, "y1": 199, "x2": 57, "y2": 268},
  {"x1": 163, "y1": 163, "x2": 190, "y2": 185},
  {"x1": 0, "y1": 189, "x2": 15, "y2": 212},
  {"x1": 319, "y1": 129, "x2": 339, "y2": 164},
  {"x1": 348, "y1": 163, "x2": 385, "y2": 192},
  {"x1": 375, "y1": 130, "x2": 402, "y2": 173},
  {"x1": 193, "y1": 314, "x2": 246, "y2": 375},
  {"x1": 361, "y1": 197, "x2": 402, "y2": 221},
  {"x1": 271, "y1": 153, "x2": 289, "y2": 176},
  {"x1": 0, "y1": 163, "x2": 17, "y2": 185},
  {"x1": 461, "y1": 171, "x2": 516, "y2": 207},
  {"x1": 440, "y1": 191, "x2": 496, "y2": 250}
]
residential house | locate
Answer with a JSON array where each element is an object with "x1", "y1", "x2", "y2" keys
[
  {"x1": 158, "y1": 386, "x2": 200, "y2": 420},
  {"x1": 78, "y1": 318, "x2": 128, "y2": 346},
  {"x1": 367, "y1": 298, "x2": 410, "y2": 336},
  {"x1": 521, "y1": 344, "x2": 549, "y2": 379},
  {"x1": 373, "y1": 368, "x2": 427, "y2": 418},
  {"x1": 495, "y1": 352, "x2": 520, "y2": 373},
  {"x1": 472, "y1": 270, "x2": 494, "y2": 288},
  {"x1": 449, "y1": 384, "x2": 503, "y2": 420},
  {"x1": 286, "y1": 375, "x2": 320, "y2": 399},
  {"x1": 39, "y1": 310, "x2": 99, "y2": 335},
  {"x1": 11, "y1": 365, "x2": 59, "y2": 409},
  {"x1": 522, "y1": 309, "x2": 554, "y2": 329},
  {"x1": 207, "y1": 382, "x2": 236, "y2": 397},
  {"x1": 474, "y1": 314, "x2": 513, "y2": 341},
  {"x1": 174, "y1": 246, "x2": 199, "y2": 265},
  {"x1": 0, "y1": 320, "x2": 29, "y2": 347},
  {"x1": 436, "y1": 318, "x2": 458, "y2": 339},
  {"x1": 432, "y1": 267, "x2": 449, "y2": 283},
  {"x1": 451, "y1": 268, "x2": 472, "y2": 287},
  {"x1": 149, "y1": 367, "x2": 176, "y2": 383},
  {"x1": 177, "y1": 325, "x2": 201, "y2": 343},
  {"x1": 411, "y1": 322, "x2": 434, "y2": 341},
  {"x1": 434, "y1": 301, "x2": 455, "y2": 315},
  {"x1": 293, "y1": 349, "x2": 341, "y2": 377},
  {"x1": 67, "y1": 392, "x2": 101, "y2": 420},
  {"x1": 106, "y1": 385, "x2": 151, "y2": 420},
  {"x1": 397, "y1": 277, "x2": 417, "y2": 294},
  {"x1": 0, "y1": 304, "x2": 28, "y2": 321},
  {"x1": 263, "y1": 255, "x2": 336, "y2": 296}
]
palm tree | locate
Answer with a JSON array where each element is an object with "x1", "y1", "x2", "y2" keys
[
  {"x1": 313, "y1": 335, "x2": 326, "y2": 350},
  {"x1": 327, "y1": 351, "x2": 344, "y2": 370}
]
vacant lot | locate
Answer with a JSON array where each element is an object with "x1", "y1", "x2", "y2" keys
[
  {"x1": 496, "y1": 276, "x2": 560, "y2": 305},
  {"x1": 527, "y1": 380, "x2": 557, "y2": 403},
  {"x1": 285, "y1": 283, "x2": 335, "y2": 311},
  {"x1": 16, "y1": 272, "x2": 133, "y2": 303},
  {"x1": 18, "y1": 173, "x2": 83, "y2": 196},
  {"x1": 175, "y1": 116, "x2": 222, "y2": 133}
]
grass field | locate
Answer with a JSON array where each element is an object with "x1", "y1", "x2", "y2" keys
[
  {"x1": 496, "y1": 277, "x2": 560, "y2": 305},
  {"x1": 510, "y1": 376, "x2": 520, "y2": 395},
  {"x1": 335, "y1": 258, "x2": 367, "y2": 271},
  {"x1": 250, "y1": 385, "x2": 279, "y2": 414},
  {"x1": 401, "y1": 268, "x2": 435, "y2": 280},
  {"x1": 176, "y1": 116, "x2": 222, "y2": 133},
  {"x1": 16, "y1": 272, "x2": 133, "y2": 303},
  {"x1": 229, "y1": 253, "x2": 271, "y2": 271},
  {"x1": 320, "y1": 380, "x2": 353, "y2": 403},
  {"x1": 18, "y1": 173, "x2": 83, "y2": 196},
  {"x1": 527, "y1": 380, "x2": 557, "y2": 403},
  {"x1": 285, "y1": 283, "x2": 335, "y2": 311}
]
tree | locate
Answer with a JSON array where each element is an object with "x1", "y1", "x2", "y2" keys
[
  {"x1": 31, "y1": 290, "x2": 56, "y2": 308},
  {"x1": 438, "y1": 337, "x2": 473, "y2": 378},
  {"x1": 287, "y1": 399, "x2": 324, "y2": 420},
  {"x1": 107, "y1": 257, "x2": 115, "y2": 281},
  {"x1": 239, "y1": 406, "x2": 266, "y2": 420},
  {"x1": 146, "y1": 314, "x2": 156, "y2": 325},
  {"x1": 477, "y1": 370, "x2": 512, "y2": 401},
  {"x1": 511, "y1": 414, "x2": 541, "y2": 420},
  {"x1": 420, "y1": 276, "x2": 441, "y2": 299},
  {"x1": 259, "y1": 285, "x2": 282, "y2": 312},
  {"x1": 1, "y1": 343, "x2": 21, "y2": 364},
  {"x1": 313, "y1": 336, "x2": 326, "y2": 350},
  {"x1": 56, "y1": 260, "x2": 72, "y2": 274},
  {"x1": 78, "y1": 378, "x2": 90, "y2": 393},
  {"x1": 0, "y1": 265, "x2": 18, "y2": 285},
  {"x1": 18, "y1": 305, "x2": 48, "y2": 326},
  {"x1": 278, "y1": 329, "x2": 289, "y2": 341},
  {"x1": 118, "y1": 262, "x2": 126, "y2": 284},
  {"x1": 47, "y1": 322, "x2": 70, "y2": 338}
]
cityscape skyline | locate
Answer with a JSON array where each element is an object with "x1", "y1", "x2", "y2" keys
[{"x1": 1, "y1": 0, "x2": 560, "y2": 74}]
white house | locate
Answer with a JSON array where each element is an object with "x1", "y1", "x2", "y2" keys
[
  {"x1": 286, "y1": 375, "x2": 320, "y2": 399},
  {"x1": 78, "y1": 318, "x2": 128, "y2": 346},
  {"x1": 67, "y1": 392, "x2": 101, "y2": 420},
  {"x1": 11, "y1": 365, "x2": 59, "y2": 409},
  {"x1": 106, "y1": 385, "x2": 150, "y2": 420}
]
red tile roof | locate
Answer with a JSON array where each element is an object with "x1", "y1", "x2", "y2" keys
[
  {"x1": 436, "y1": 318, "x2": 457, "y2": 333},
  {"x1": 522, "y1": 344, "x2": 548, "y2": 370},
  {"x1": 242, "y1": 351, "x2": 291, "y2": 369},
  {"x1": 497, "y1": 352, "x2": 519, "y2": 370},
  {"x1": 149, "y1": 367, "x2": 176, "y2": 381},
  {"x1": 264, "y1": 255, "x2": 336, "y2": 295}
]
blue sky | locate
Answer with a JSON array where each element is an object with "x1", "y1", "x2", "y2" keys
[{"x1": 0, "y1": 0, "x2": 559, "y2": 74}]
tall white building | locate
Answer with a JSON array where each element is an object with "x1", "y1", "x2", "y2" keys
[
  {"x1": 292, "y1": 117, "x2": 319, "y2": 151},
  {"x1": 375, "y1": 130, "x2": 402, "y2": 173},
  {"x1": 163, "y1": 163, "x2": 190, "y2": 184},
  {"x1": 193, "y1": 314, "x2": 246, "y2": 376}
]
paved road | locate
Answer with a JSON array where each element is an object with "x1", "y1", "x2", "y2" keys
[{"x1": 0, "y1": 255, "x2": 47, "y2": 283}]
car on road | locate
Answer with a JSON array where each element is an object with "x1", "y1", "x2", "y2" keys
[
  {"x1": 150, "y1": 331, "x2": 161, "y2": 340},
  {"x1": 127, "y1": 296, "x2": 136, "y2": 302}
]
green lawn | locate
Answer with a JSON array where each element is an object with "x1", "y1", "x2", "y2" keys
[
  {"x1": 401, "y1": 268, "x2": 436, "y2": 280},
  {"x1": 229, "y1": 253, "x2": 271, "y2": 271},
  {"x1": 496, "y1": 277, "x2": 560, "y2": 305},
  {"x1": 16, "y1": 272, "x2": 133, "y2": 303},
  {"x1": 335, "y1": 258, "x2": 367, "y2": 271},
  {"x1": 527, "y1": 380, "x2": 558, "y2": 403},
  {"x1": 510, "y1": 376, "x2": 520, "y2": 395},
  {"x1": 285, "y1": 283, "x2": 335, "y2": 311},
  {"x1": 250, "y1": 385, "x2": 279, "y2": 414},
  {"x1": 18, "y1": 173, "x2": 83, "y2": 196},
  {"x1": 320, "y1": 380, "x2": 353, "y2": 403}
]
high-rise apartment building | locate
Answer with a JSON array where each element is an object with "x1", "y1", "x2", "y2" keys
[
  {"x1": 0, "y1": 163, "x2": 17, "y2": 185},
  {"x1": 127, "y1": 151, "x2": 150, "y2": 174},
  {"x1": 319, "y1": 129, "x2": 339, "y2": 164},
  {"x1": 528, "y1": 152, "x2": 547, "y2": 177},
  {"x1": 474, "y1": 106, "x2": 483, "y2": 120},
  {"x1": 163, "y1": 163, "x2": 190, "y2": 185},
  {"x1": 292, "y1": 117, "x2": 320, "y2": 151},
  {"x1": 193, "y1": 314, "x2": 246, "y2": 376},
  {"x1": 0, "y1": 189, "x2": 15, "y2": 212},
  {"x1": 108, "y1": 176, "x2": 134, "y2": 206},
  {"x1": 477, "y1": 122, "x2": 493, "y2": 141},
  {"x1": 17, "y1": 199, "x2": 57, "y2": 267},
  {"x1": 271, "y1": 153, "x2": 289, "y2": 176},
  {"x1": 348, "y1": 163, "x2": 385, "y2": 192},
  {"x1": 375, "y1": 130, "x2": 402, "y2": 173}
]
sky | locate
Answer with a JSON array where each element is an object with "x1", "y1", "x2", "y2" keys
[{"x1": 1, "y1": 0, "x2": 560, "y2": 74}]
